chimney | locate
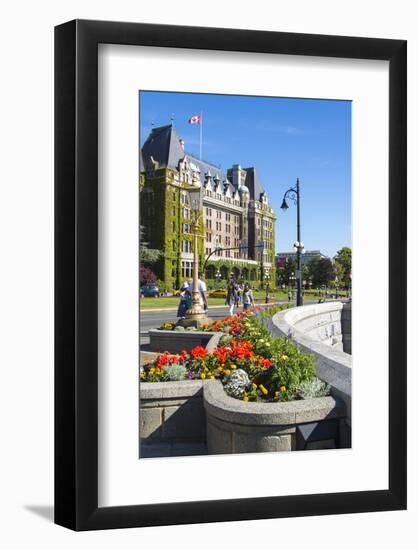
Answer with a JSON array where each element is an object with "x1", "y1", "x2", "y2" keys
[{"x1": 231, "y1": 164, "x2": 241, "y2": 187}]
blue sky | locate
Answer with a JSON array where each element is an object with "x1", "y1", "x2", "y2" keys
[{"x1": 140, "y1": 91, "x2": 351, "y2": 258}]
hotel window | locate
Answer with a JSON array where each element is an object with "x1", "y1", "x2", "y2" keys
[
  {"x1": 172, "y1": 221, "x2": 176, "y2": 232},
  {"x1": 182, "y1": 240, "x2": 191, "y2": 253},
  {"x1": 226, "y1": 224, "x2": 230, "y2": 233},
  {"x1": 181, "y1": 260, "x2": 193, "y2": 278}
]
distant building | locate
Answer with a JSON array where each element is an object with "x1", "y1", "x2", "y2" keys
[
  {"x1": 140, "y1": 124, "x2": 276, "y2": 288},
  {"x1": 275, "y1": 250, "x2": 328, "y2": 268}
]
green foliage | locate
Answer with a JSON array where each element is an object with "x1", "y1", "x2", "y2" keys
[
  {"x1": 260, "y1": 338, "x2": 315, "y2": 394},
  {"x1": 334, "y1": 246, "x2": 352, "y2": 288},
  {"x1": 140, "y1": 225, "x2": 164, "y2": 265},
  {"x1": 309, "y1": 257, "x2": 336, "y2": 287}
]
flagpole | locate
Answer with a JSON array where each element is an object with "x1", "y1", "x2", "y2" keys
[{"x1": 200, "y1": 111, "x2": 203, "y2": 160}]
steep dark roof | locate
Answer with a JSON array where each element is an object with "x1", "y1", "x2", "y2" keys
[
  {"x1": 141, "y1": 126, "x2": 265, "y2": 200},
  {"x1": 186, "y1": 155, "x2": 231, "y2": 190},
  {"x1": 244, "y1": 167, "x2": 266, "y2": 200},
  {"x1": 141, "y1": 124, "x2": 185, "y2": 169}
]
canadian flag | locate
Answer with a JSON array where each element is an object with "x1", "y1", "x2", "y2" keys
[{"x1": 188, "y1": 115, "x2": 201, "y2": 125}]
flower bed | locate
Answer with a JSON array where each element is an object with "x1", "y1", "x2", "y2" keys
[{"x1": 142, "y1": 306, "x2": 329, "y2": 403}]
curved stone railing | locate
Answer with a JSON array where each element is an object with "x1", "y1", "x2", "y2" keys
[
  {"x1": 204, "y1": 380, "x2": 348, "y2": 453},
  {"x1": 266, "y1": 302, "x2": 352, "y2": 427}
]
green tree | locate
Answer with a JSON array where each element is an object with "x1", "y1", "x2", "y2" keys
[
  {"x1": 334, "y1": 246, "x2": 352, "y2": 288},
  {"x1": 301, "y1": 263, "x2": 311, "y2": 286},
  {"x1": 140, "y1": 225, "x2": 163, "y2": 266},
  {"x1": 310, "y1": 257, "x2": 336, "y2": 287},
  {"x1": 283, "y1": 258, "x2": 297, "y2": 285}
]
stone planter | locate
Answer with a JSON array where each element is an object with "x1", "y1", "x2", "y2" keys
[
  {"x1": 204, "y1": 380, "x2": 348, "y2": 454},
  {"x1": 139, "y1": 379, "x2": 212, "y2": 458},
  {"x1": 148, "y1": 330, "x2": 221, "y2": 354}
]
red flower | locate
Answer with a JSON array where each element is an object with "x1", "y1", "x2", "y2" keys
[
  {"x1": 155, "y1": 351, "x2": 180, "y2": 369},
  {"x1": 213, "y1": 347, "x2": 228, "y2": 363},
  {"x1": 179, "y1": 350, "x2": 189, "y2": 362},
  {"x1": 191, "y1": 346, "x2": 209, "y2": 360}
]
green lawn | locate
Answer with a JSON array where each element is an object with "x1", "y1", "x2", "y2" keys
[
  {"x1": 140, "y1": 297, "x2": 226, "y2": 310},
  {"x1": 140, "y1": 290, "x2": 348, "y2": 310}
]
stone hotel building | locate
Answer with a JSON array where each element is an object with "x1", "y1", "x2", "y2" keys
[{"x1": 140, "y1": 124, "x2": 276, "y2": 289}]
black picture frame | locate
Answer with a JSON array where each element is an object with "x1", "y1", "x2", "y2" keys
[{"x1": 55, "y1": 19, "x2": 407, "y2": 531}]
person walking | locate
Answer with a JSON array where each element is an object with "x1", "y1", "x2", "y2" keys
[
  {"x1": 176, "y1": 282, "x2": 192, "y2": 318},
  {"x1": 242, "y1": 282, "x2": 254, "y2": 311},
  {"x1": 188, "y1": 272, "x2": 208, "y2": 312},
  {"x1": 226, "y1": 275, "x2": 238, "y2": 316}
]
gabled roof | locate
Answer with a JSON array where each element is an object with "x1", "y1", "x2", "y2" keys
[
  {"x1": 141, "y1": 124, "x2": 185, "y2": 169},
  {"x1": 186, "y1": 154, "x2": 231, "y2": 190}
]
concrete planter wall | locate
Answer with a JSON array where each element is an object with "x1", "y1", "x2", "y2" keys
[
  {"x1": 148, "y1": 330, "x2": 221, "y2": 354},
  {"x1": 204, "y1": 380, "x2": 348, "y2": 454},
  {"x1": 140, "y1": 380, "x2": 210, "y2": 457}
]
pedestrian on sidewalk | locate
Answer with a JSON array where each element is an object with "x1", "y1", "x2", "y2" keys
[
  {"x1": 176, "y1": 282, "x2": 192, "y2": 318},
  {"x1": 226, "y1": 275, "x2": 238, "y2": 316},
  {"x1": 242, "y1": 282, "x2": 254, "y2": 310}
]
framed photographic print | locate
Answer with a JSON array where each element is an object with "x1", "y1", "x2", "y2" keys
[{"x1": 55, "y1": 20, "x2": 406, "y2": 530}]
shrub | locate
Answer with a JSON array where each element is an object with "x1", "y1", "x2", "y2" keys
[
  {"x1": 164, "y1": 363, "x2": 187, "y2": 381},
  {"x1": 297, "y1": 377, "x2": 331, "y2": 399}
]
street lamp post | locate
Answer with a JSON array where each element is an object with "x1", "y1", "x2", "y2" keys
[
  {"x1": 264, "y1": 269, "x2": 270, "y2": 303},
  {"x1": 280, "y1": 178, "x2": 304, "y2": 306},
  {"x1": 183, "y1": 184, "x2": 206, "y2": 323},
  {"x1": 215, "y1": 269, "x2": 222, "y2": 288},
  {"x1": 289, "y1": 271, "x2": 296, "y2": 301}
]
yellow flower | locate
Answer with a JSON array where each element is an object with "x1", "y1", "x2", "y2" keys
[
  {"x1": 209, "y1": 375, "x2": 215, "y2": 380},
  {"x1": 259, "y1": 384, "x2": 268, "y2": 395},
  {"x1": 149, "y1": 368, "x2": 155, "y2": 374},
  {"x1": 230, "y1": 364, "x2": 237, "y2": 369},
  {"x1": 252, "y1": 383, "x2": 257, "y2": 390},
  {"x1": 216, "y1": 366, "x2": 223, "y2": 372},
  {"x1": 201, "y1": 373, "x2": 206, "y2": 380},
  {"x1": 224, "y1": 369, "x2": 231, "y2": 376},
  {"x1": 281, "y1": 355, "x2": 289, "y2": 361},
  {"x1": 243, "y1": 396, "x2": 249, "y2": 402},
  {"x1": 280, "y1": 385, "x2": 286, "y2": 392}
]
